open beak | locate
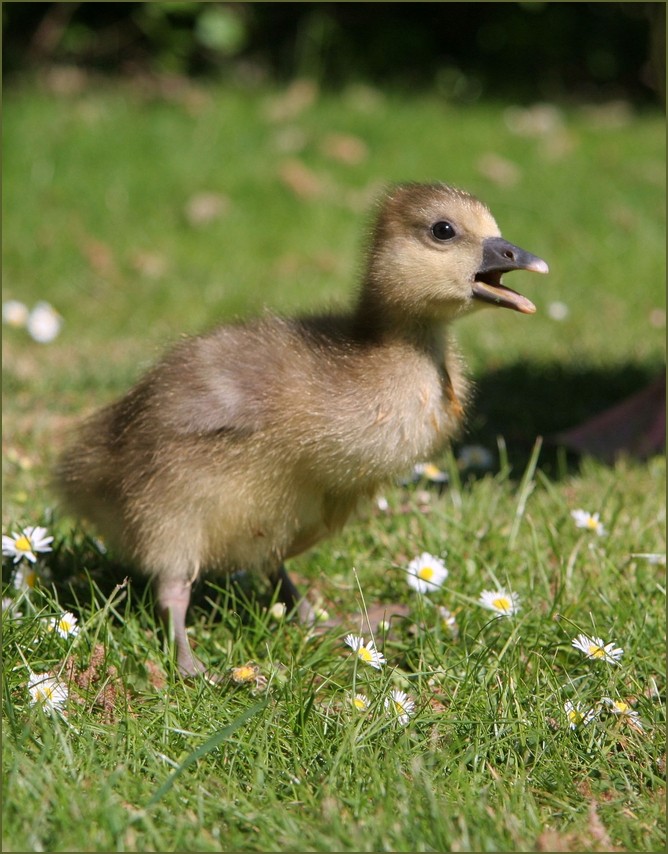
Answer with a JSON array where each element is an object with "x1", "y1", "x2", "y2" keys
[{"x1": 472, "y1": 236, "x2": 549, "y2": 314}]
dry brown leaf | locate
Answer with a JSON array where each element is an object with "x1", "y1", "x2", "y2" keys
[
  {"x1": 184, "y1": 192, "x2": 230, "y2": 227},
  {"x1": 278, "y1": 159, "x2": 323, "y2": 200},
  {"x1": 320, "y1": 133, "x2": 369, "y2": 166},
  {"x1": 264, "y1": 80, "x2": 318, "y2": 123},
  {"x1": 131, "y1": 250, "x2": 168, "y2": 279},
  {"x1": 82, "y1": 237, "x2": 116, "y2": 277},
  {"x1": 477, "y1": 153, "x2": 521, "y2": 188}
]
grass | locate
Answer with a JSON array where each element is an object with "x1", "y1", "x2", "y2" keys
[{"x1": 2, "y1": 74, "x2": 666, "y2": 852}]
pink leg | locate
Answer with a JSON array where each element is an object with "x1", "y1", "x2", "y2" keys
[{"x1": 155, "y1": 576, "x2": 208, "y2": 677}]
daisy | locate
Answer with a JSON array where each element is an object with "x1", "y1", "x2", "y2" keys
[
  {"x1": 268, "y1": 602, "x2": 287, "y2": 620},
  {"x1": 351, "y1": 693, "x2": 370, "y2": 711},
  {"x1": 437, "y1": 605, "x2": 459, "y2": 639},
  {"x1": 2, "y1": 597, "x2": 22, "y2": 619},
  {"x1": 3, "y1": 526, "x2": 53, "y2": 564},
  {"x1": 27, "y1": 301, "x2": 62, "y2": 344},
  {"x1": 406, "y1": 552, "x2": 448, "y2": 594},
  {"x1": 48, "y1": 611, "x2": 80, "y2": 639},
  {"x1": 478, "y1": 588, "x2": 521, "y2": 616},
  {"x1": 602, "y1": 697, "x2": 644, "y2": 731},
  {"x1": 412, "y1": 462, "x2": 449, "y2": 484},
  {"x1": 564, "y1": 699, "x2": 597, "y2": 730},
  {"x1": 28, "y1": 672, "x2": 68, "y2": 710},
  {"x1": 571, "y1": 633, "x2": 623, "y2": 665},
  {"x1": 571, "y1": 509, "x2": 606, "y2": 536},
  {"x1": 343, "y1": 634, "x2": 385, "y2": 669},
  {"x1": 2, "y1": 299, "x2": 29, "y2": 327},
  {"x1": 230, "y1": 662, "x2": 268, "y2": 691},
  {"x1": 230, "y1": 663, "x2": 260, "y2": 684},
  {"x1": 457, "y1": 445, "x2": 494, "y2": 470},
  {"x1": 12, "y1": 565, "x2": 38, "y2": 591},
  {"x1": 629, "y1": 553, "x2": 665, "y2": 566},
  {"x1": 384, "y1": 688, "x2": 416, "y2": 726},
  {"x1": 547, "y1": 301, "x2": 569, "y2": 321}
]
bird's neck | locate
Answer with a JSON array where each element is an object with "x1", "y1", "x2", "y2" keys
[{"x1": 352, "y1": 276, "x2": 450, "y2": 358}]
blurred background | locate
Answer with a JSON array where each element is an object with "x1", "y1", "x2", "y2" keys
[{"x1": 3, "y1": 2, "x2": 665, "y2": 104}]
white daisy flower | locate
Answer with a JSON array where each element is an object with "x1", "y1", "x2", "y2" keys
[
  {"x1": 48, "y1": 611, "x2": 80, "y2": 639},
  {"x1": 412, "y1": 462, "x2": 449, "y2": 484},
  {"x1": 27, "y1": 301, "x2": 62, "y2": 343},
  {"x1": 602, "y1": 697, "x2": 644, "y2": 731},
  {"x1": 343, "y1": 634, "x2": 385, "y2": 669},
  {"x1": 547, "y1": 301, "x2": 569, "y2": 321},
  {"x1": 351, "y1": 693, "x2": 370, "y2": 711},
  {"x1": 629, "y1": 553, "x2": 666, "y2": 566},
  {"x1": 268, "y1": 602, "x2": 287, "y2": 621},
  {"x1": 314, "y1": 605, "x2": 330, "y2": 622},
  {"x1": 2, "y1": 597, "x2": 22, "y2": 619},
  {"x1": 571, "y1": 509, "x2": 606, "y2": 536},
  {"x1": 12, "y1": 564, "x2": 38, "y2": 591},
  {"x1": 437, "y1": 605, "x2": 459, "y2": 639},
  {"x1": 457, "y1": 445, "x2": 494, "y2": 470},
  {"x1": 2, "y1": 299, "x2": 29, "y2": 327},
  {"x1": 564, "y1": 699, "x2": 597, "y2": 730},
  {"x1": 384, "y1": 688, "x2": 416, "y2": 726},
  {"x1": 571, "y1": 633, "x2": 623, "y2": 665},
  {"x1": 28, "y1": 672, "x2": 68, "y2": 710},
  {"x1": 406, "y1": 552, "x2": 448, "y2": 594},
  {"x1": 478, "y1": 588, "x2": 521, "y2": 616},
  {"x1": 3, "y1": 526, "x2": 53, "y2": 564}
]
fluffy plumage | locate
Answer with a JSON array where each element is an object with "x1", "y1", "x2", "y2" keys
[{"x1": 56, "y1": 182, "x2": 548, "y2": 675}]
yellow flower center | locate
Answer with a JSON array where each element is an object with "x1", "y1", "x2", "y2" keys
[
  {"x1": 232, "y1": 665, "x2": 257, "y2": 683},
  {"x1": 568, "y1": 709, "x2": 584, "y2": 725},
  {"x1": 585, "y1": 517, "x2": 599, "y2": 530},
  {"x1": 358, "y1": 647, "x2": 372, "y2": 663},
  {"x1": 492, "y1": 596, "x2": 511, "y2": 611},
  {"x1": 588, "y1": 644, "x2": 605, "y2": 658},
  {"x1": 34, "y1": 685, "x2": 54, "y2": 703},
  {"x1": 15, "y1": 535, "x2": 32, "y2": 552},
  {"x1": 393, "y1": 700, "x2": 406, "y2": 715},
  {"x1": 353, "y1": 696, "x2": 367, "y2": 711},
  {"x1": 613, "y1": 701, "x2": 629, "y2": 713},
  {"x1": 58, "y1": 619, "x2": 71, "y2": 633},
  {"x1": 418, "y1": 566, "x2": 435, "y2": 581}
]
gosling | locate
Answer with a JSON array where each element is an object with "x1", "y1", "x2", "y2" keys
[{"x1": 56, "y1": 182, "x2": 548, "y2": 675}]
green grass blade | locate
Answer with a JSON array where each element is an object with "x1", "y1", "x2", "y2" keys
[{"x1": 147, "y1": 699, "x2": 268, "y2": 807}]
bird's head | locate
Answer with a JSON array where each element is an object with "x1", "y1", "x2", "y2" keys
[{"x1": 362, "y1": 182, "x2": 548, "y2": 325}]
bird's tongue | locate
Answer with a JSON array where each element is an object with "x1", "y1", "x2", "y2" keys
[{"x1": 472, "y1": 279, "x2": 536, "y2": 314}]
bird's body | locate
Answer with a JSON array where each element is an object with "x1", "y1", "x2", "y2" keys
[{"x1": 56, "y1": 182, "x2": 548, "y2": 675}]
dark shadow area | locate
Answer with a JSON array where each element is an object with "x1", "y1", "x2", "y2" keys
[
  {"x1": 463, "y1": 359, "x2": 665, "y2": 476},
  {"x1": 3, "y1": 2, "x2": 663, "y2": 106}
]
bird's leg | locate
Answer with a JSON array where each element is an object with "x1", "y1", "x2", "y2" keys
[
  {"x1": 155, "y1": 576, "x2": 208, "y2": 677},
  {"x1": 271, "y1": 564, "x2": 316, "y2": 624}
]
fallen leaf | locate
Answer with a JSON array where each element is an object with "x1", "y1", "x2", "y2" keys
[
  {"x1": 264, "y1": 79, "x2": 318, "y2": 123},
  {"x1": 278, "y1": 159, "x2": 324, "y2": 200},
  {"x1": 184, "y1": 191, "x2": 230, "y2": 226},
  {"x1": 320, "y1": 133, "x2": 368, "y2": 166},
  {"x1": 477, "y1": 153, "x2": 520, "y2": 188}
]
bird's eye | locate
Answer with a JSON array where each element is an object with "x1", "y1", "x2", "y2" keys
[{"x1": 431, "y1": 221, "x2": 456, "y2": 241}]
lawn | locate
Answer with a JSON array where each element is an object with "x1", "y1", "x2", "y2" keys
[{"x1": 2, "y1": 74, "x2": 665, "y2": 852}]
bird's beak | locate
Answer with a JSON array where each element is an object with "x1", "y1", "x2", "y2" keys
[{"x1": 472, "y1": 236, "x2": 549, "y2": 314}]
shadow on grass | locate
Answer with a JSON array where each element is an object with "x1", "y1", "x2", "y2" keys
[
  {"x1": 8, "y1": 358, "x2": 662, "y2": 623},
  {"x1": 463, "y1": 359, "x2": 664, "y2": 476}
]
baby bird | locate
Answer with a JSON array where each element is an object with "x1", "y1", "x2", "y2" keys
[{"x1": 56, "y1": 182, "x2": 548, "y2": 676}]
